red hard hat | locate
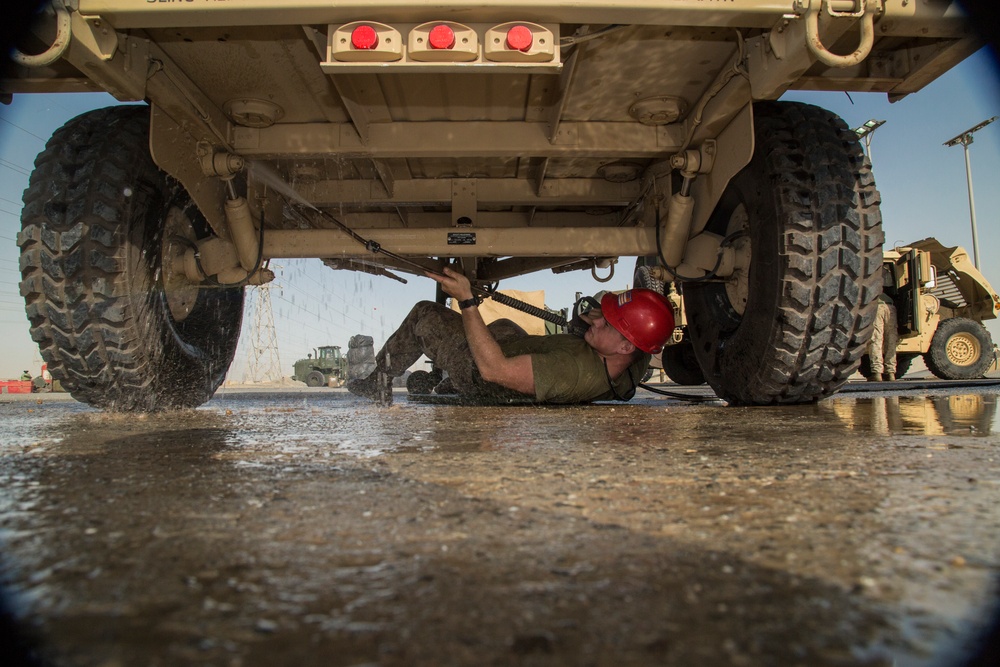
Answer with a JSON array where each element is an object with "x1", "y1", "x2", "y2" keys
[{"x1": 600, "y1": 288, "x2": 675, "y2": 354}]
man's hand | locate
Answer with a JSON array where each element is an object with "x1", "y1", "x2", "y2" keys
[
  {"x1": 426, "y1": 266, "x2": 536, "y2": 396},
  {"x1": 568, "y1": 295, "x2": 603, "y2": 337},
  {"x1": 428, "y1": 266, "x2": 474, "y2": 301}
]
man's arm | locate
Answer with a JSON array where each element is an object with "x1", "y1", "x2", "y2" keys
[{"x1": 428, "y1": 268, "x2": 536, "y2": 395}]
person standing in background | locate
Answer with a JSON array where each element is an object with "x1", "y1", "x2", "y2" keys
[{"x1": 868, "y1": 292, "x2": 899, "y2": 382}]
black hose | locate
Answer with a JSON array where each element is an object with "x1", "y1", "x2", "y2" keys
[
  {"x1": 636, "y1": 383, "x2": 720, "y2": 402},
  {"x1": 488, "y1": 290, "x2": 567, "y2": 327}
]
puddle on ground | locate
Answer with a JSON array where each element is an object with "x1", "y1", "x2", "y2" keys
[
  {"x1": 0, "y1": 389, "x2": 998, "y2": 666},
  {"x1": 1, "y1": 392, "x2": 996, "y2": 463},
  {"x1": 824, "y1": 394, "x2": 997, "y2": 436}
]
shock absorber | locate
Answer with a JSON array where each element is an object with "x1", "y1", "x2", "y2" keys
[
  {"x1": 186, "y1": 150, "x2": 274, "y2": 286},
  {"x1": 222, "y1": 177, "x2": 260, "y2": 273}
]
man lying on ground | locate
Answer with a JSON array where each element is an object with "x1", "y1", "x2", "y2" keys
[{"x1": 347, "y1": 267, "x2": 674, "y2": 405}]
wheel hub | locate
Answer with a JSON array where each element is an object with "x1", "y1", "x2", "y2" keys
[
  {"x1": 945, "y1": 332, "x2": 980, "y2": 367},
  {"x1": 161, "y1": 207, "x2": 201, "y2": 322}
]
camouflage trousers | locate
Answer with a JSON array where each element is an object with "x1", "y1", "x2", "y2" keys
[
  {"x1": 376, "y1": 301, "x2": 530, "y2": 397},
  {"x1": 868, "y1": 300, "x2": 898, "y2": 375}
]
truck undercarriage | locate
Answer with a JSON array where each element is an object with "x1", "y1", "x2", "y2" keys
[{"x1": 3, "y1": 1, "x2": 982, "y2": 409}]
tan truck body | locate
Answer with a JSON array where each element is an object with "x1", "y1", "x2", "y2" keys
[{"x1": 4, "y1": 1, "x2": 984, "y2": 409}]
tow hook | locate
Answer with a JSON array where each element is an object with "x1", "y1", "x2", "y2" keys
[{"x1": 798, "y1": 0, "x2": 877, "y2": 68}]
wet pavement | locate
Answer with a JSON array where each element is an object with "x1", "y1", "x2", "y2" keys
[{"x1": 1, "y1": 384, "x2": 999, "y2": 666}]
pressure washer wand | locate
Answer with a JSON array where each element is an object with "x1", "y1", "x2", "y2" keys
[
  {"x1": 307, "y1": 205, "x2": 568, "y2": 327},
  {"x1": 310, "y1": 207, "x2": 437, "y2": 280},
  {"x1": 359, "y1": 235, "x2": 568, "y2": 326}
]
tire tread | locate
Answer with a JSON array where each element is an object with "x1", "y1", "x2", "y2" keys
[{"x1": 18, "y1": 106, "x2": 242, "y2": 411}]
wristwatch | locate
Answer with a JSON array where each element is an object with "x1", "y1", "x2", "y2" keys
[{"x1": 458, "y1": 296, "x2": 482, "y2": 310}]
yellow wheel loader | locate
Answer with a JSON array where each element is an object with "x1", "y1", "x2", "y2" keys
[{"x1": 862, "y1": 239, "x2": 1000, "y2": 380}]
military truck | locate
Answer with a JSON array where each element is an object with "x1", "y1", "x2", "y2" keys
[
  {"x1": 292, "y1": 345, "x2": 348, "y2": 388},
  {"x1": 862, "y1": 239, "x2": 999, "y2": 380},
  {"x1": 649, "y1": 239, "x2": 1000, "y2": 385},
  {"x1": 4, "y1": 1, "x2": 984, "y2": 410}
]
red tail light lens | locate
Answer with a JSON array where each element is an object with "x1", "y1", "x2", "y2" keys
[
  {"x1": 505, "y1": 25, "x2": 533, "y2": 52},
  {"x1": 429, "y1": 24, "x2": 456, "y2": 49},
  {"x1": 351, "y1": 25, "x2": 378, "y2": 50}
]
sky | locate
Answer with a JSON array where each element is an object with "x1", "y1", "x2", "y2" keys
[{"x1": 1, "y1": 48, "x2": 998, "y2": 381}]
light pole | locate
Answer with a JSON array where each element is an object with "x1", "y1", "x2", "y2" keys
[
  {"x1": 944, "y1": 116, "x2": 997, "y2": 271},
  {"x1": 853, "y1": 118, "x2": 886, "y2": 167}
]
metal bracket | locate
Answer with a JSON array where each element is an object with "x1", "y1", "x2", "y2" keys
[
  {"x1": 822, "y1": 0, "x2": 868, "y2": 18},
  {"x1": 452, "y1": 179, "x2": 477, "y2": 226},
  {"x1": 197, "y1": 144, "x2": 245, "y2": 178},
  {"x1": 77, "y1": 13, "x2": 118, "y2": 61},
  {"x1": 670, "y1": 140, "x2": 717, "y2": 176}
]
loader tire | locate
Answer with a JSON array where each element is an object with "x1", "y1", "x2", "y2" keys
[
  {"x1": 633, "y1": 258, "x2": 665, "y2": 295},
  {"x1": 18, "y1": 105, "x2": 244, "y2": 412},
  {"x1": 895, "y1": 354, "x2": 916, "y2": 379},
  {"x1": 662, "y1": 343, "x2": 705, "y2": 386},
  {"x1": 306, "y1": 371, "x2": 326, "y2": 387},
  {"x1": 684, "y1": 101, "x2": 883, "y2": 405},
  {"x1": 924, "y1": 318, "x2": 994, "y2": 380}
]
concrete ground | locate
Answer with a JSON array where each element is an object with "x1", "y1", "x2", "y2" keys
[{"x1": 1, "y1": 382, "x2": 998, "y2": 666}]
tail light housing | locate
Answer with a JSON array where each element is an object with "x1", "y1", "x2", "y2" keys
[
  {"x1": 329, "y1": 21, "x2": 402, "y2": 62},
  {"x1": 324, "y1": 20, "x2": 559, "y2": 71},
  {"x1": 409, "y1": 22, "x2": 478, "y2": 62},
  {"x1": 484, "y1": 22, "x2": 556, "y2": 62}
]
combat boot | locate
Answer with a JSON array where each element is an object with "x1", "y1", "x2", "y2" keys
[
  {"x1": 433, "y1": 376, "x2": 456, "y2": 395},
  {"x1": 866, "y1": 374, "x2": 881, "y2": 382},
  {"x1": 884, "y1": 373, "x2": 896, "y2": 381},
  {"x1": 346, "y1": 370, "x2": 394, "y2": 405}
]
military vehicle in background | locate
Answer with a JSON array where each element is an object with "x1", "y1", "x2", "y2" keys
[
  {"x1": 292, "y1": 346, "x2": 348, "y2": 387},
  {"x1": 861, "y1": 239, "x2": 999, "y2": 380},
  {"x1": 4, "y1": 1, "x2": 983, "y2": 410},
  {"x1": 648, "y1": 239, "x2": 1000, "y2": 385}
]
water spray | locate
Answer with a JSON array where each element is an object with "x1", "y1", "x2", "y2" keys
[
  {"x1": 299, "y1": 205, "x2": 568, "y2": 327},
  {"x1": 242, "y1": 159, "x2": 568, "y2": 327}
]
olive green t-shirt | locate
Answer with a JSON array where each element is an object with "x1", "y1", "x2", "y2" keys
[{"x1": 499, "y1": 334, "x2": 651, "y2": 404}]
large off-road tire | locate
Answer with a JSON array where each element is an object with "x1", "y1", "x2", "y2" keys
[
  {"x1": 306, "y1": 371, "x2": 326, "y2": 387},
  {"x1": 662, "y1": 343, "x2": 706, "y2": 386},
  {"x1": 924, "y1": 318, "x2": 994, "y2": 380},
  {"x1": 895, "y1": 353, "x2": 916, "y2": 379},
  {"x1": 18, "y1": 105, "x2": 244, "y2": 412},
  {"x1": 633, "y1": 257, "x2": 665, "y2": 295},
  {"x1": 684, "y1": 101, "x2": 883, "y2": 405}
]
